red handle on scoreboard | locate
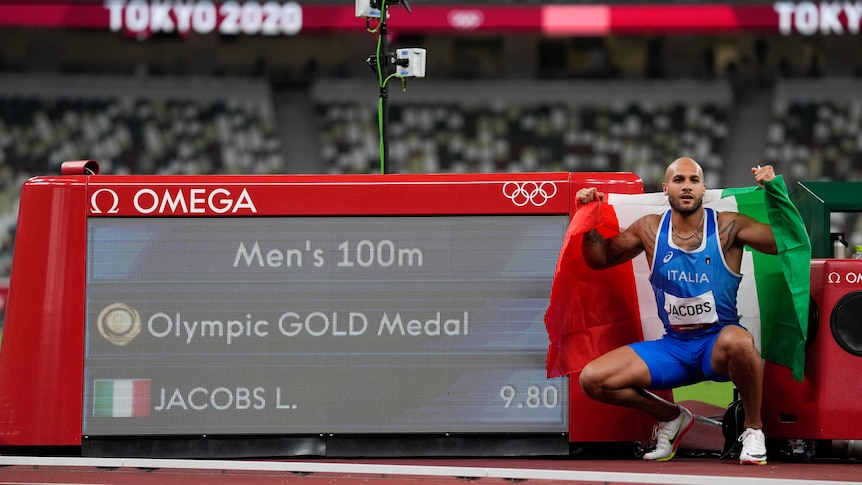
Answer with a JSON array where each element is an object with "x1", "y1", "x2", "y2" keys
[{"x1": 61, "y1": 160, "x2": 100, "y2": 175}]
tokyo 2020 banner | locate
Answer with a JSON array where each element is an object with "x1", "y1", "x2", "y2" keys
[{"x1": 0, "y1": 1, "x2": 859, "y2": 36}]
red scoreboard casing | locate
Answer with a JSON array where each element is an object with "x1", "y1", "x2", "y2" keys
[
  {"x1": 763, "y1": 259, "x2": 862, "y2": 441},
  {"x1": 0, "y1": 170, "x2": 652, "y2": 452}
]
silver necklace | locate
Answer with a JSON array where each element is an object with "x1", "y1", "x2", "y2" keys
[{"x1": 672, "y1": 211, "x2": 704, "y2": 241}]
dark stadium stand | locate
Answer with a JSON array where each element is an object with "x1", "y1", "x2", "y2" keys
[
  {"x1": 313, "y1": 79, "x2": 731, "y2": 188},
  {"x1": 0, "y1": 74, "x2": 284, "y2": 175},
  {"x1": 0, "y1": 74, "x2": 285, "y2": 277},
  {"x1": 765, "y1": 78, "x2": 862, "y2": 186}
]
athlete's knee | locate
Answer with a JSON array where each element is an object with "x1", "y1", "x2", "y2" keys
[
  {"x1": 719, "y1": 327, "x2": 756, "y2": 352},
  {"x1": 717, "y1": 328, "x2": 761, "y2": 364},
  {"x1": 580, "y1": 362, "x2": 621, "y2": 401},
  {"x1": 579, "y1": 362, "x2": 604, "y2": 398}
]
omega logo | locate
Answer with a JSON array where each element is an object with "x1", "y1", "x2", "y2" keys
[
  {"x1": 89, "y1": 187, "x2": 258, "y2": 215},
  {"x1": 827, "y1": 271, "x2": 862, "y2": 284},
  {"x1": 91, "y1": 188, "x2": 120, "y2": 214}
]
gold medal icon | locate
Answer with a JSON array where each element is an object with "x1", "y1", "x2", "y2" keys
[{"x1": 97, "y1": 303, "x2": 141, "y2": 346}]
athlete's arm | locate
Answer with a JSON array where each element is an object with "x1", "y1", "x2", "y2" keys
[
  {"x1": 581, "y1": 224, "x2": 647, "y2": 270},
  {"x1": 576, "y1": 187, "x2": 655, "y2": 269},
  {"x1": 739, "y1": 165, "x2": 779, "y2": 254},
  {"x1": 720, "y1": 165, "x2": 780, "y2": 257},
  {"x1": 723, "y1": 213, "x2": 777, "y2": 256}
]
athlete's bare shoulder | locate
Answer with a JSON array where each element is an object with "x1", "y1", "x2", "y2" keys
[
  {"x1": 630, "y1": 213, "x2": 661, "y2": 240},
  {"x1": 716, "y1": 210, "x2": 753, "y2": 245},
  {"x1": 717, "y1": 209, "x2": 776, "y2": 255},
  {"x1": 628, "y1": 213, "x2": 661, "y2": 259}
]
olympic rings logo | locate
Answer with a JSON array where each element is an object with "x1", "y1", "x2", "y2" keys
[
  {"x1": 502, "y1": 181, "x2": 558, "y2": 207},
  {"x1": 447, "y1": 10, "x2": 484, "y2": 31}
]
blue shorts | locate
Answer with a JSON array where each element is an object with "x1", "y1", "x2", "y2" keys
[{"x1": 628, "y1": 325, "x2": 736, "y2": 389}]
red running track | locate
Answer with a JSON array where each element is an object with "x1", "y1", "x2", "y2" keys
[{"x1": 0, "y1": 455, "x2": 861, "y2": 485}]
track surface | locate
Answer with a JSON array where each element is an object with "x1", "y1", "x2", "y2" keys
[
  {"x1": 1, "y1": 455, "x2": 861, "y2": 485},
  {"x1": 1, "y1": 403, "x2": 858, "y2": 484}
]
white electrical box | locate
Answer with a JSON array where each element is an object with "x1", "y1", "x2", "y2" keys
[
  {"x1": 355, "y1": 0, "x2": 381, "y2": 19},
  {"x1": 396, "y1": 48, "x2": 426, "y2": 78}
]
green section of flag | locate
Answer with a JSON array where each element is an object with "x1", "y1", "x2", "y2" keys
[
  {"x1": 93, "y1": 379, "x2": 115, "y2": 418},
  {"x1": 722, "y1": 175, "x2": 811, "y2": 381}
]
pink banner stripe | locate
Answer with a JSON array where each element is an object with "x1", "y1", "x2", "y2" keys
[{"x1": 542, "y1": 6, "x2": 611, "y2": 36}]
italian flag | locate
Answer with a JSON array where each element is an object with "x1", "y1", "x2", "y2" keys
[
  {"x1": 93, "y1": 379, "x2": 151, "y2": 418},
  {"x1": 545, "y1": 175, "x2": 811, "y2": 382}
]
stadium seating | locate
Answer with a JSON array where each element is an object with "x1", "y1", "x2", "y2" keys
[
  {"x1": 0, "y1": 74, "x2": 285, "y2": 277},
  {"x1": 312, "y1": 79, "x2": 732, "y2": 189},
  {"x1": 764, "y1": 78, "x2": 862, "y2": 186}
]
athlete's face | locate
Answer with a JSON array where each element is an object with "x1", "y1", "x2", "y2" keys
[{"x1": 663, "y1": 159, "x2": 705, "y2": 216}]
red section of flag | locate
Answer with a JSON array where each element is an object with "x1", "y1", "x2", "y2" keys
[
  {"x1": 132, "y1": 379, "x2": 151, "y2": 417},
  {"x1": 544, "y1": 201, "x2": 643, "y2": 378}
]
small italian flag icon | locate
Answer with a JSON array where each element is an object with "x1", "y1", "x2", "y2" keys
[{"x1": 93, "y1": 379, "x2": 151, "y2": 418}]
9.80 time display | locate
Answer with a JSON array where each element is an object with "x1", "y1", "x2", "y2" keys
[{"x1": 500, "y1": 384, "x2": 561, "y2": 410}]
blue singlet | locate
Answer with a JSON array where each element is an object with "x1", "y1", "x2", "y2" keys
[{"x1": 629, "y1": 208, "x2": 744, "y2": 388}]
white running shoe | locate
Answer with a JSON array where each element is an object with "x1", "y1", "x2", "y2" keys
[
  {"x1": 739, "y1": 428, "x2": 768, "y2": 465},
  {"x1": 643, "y1": 405, "x2": 695, "y2": 461}
]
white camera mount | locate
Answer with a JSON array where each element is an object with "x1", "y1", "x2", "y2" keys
[
  {"x1": 355, "y1": 0, "x2": 380, "y2": 19},
  {"x1": 355, "y1": 0, "x2": 411, "y2": 19},
  {"x1": 395, "y1": 48, "x2": 426, "y2": 79}
]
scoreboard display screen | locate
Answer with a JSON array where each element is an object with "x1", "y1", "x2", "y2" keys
[{"x1": 83, "y1": 214, "x2": 568, "y2": 435}]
